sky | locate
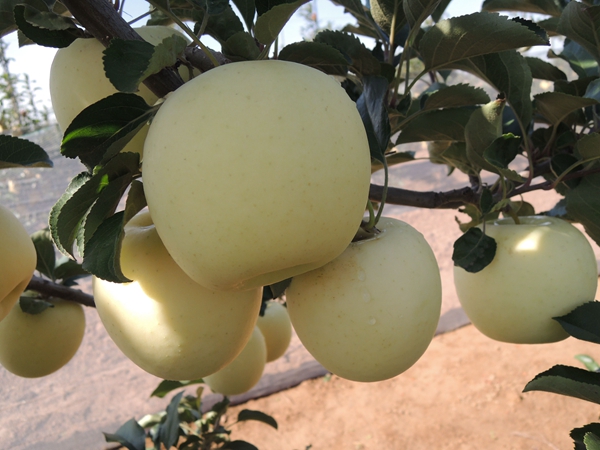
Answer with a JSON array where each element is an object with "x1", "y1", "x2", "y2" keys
[{"x1": 2, "y1": 0, "x2": 484, "y2": 110}]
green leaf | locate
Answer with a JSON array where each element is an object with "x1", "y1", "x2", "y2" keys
[
  {"x1": 62, "y1": 93, "x2": 156, "y2": 171},
  {"x1": 123, "y1": 180, "x2": 147, "y2": 225},
  {"x1": 396, "y1": 107, "x2": 475, "y2": 143},
  {"x1": 403, "y1": 0, "x2": 441, "y2": 30},
  {"x1": 150, "y1": 379, "x2": 204, "y2": 398},
  {"x1": 564, "y1": 173, "x2": 600, "y2": 247},
  {"x1": 482, "y1": 134, "x2": 523, "y2": 183},
  {"x1": 158, "y1": 391, "x2": 184, "y2": 449},
  {"x1": 314, "y1": 30, "x2": 381, "y2": 77},
  {"x1": 205, "y1": 6, "x2": 246, "y2": 43},
  {"x1": 523, "y1": 364, "x2": 600, "y2": 405},
  {"x1": 356, "y1": 76, "x2": 391, "y2": 163},
  {"x1": 221, "y1": 441, "x2": 259, "y2": 450},
  {"x1": 237, "y1": 409, "x2": 278, "y2": 429},
  {"x1": 465, "y1": 97, "x2": 506, "y2": 173},
  {"x1": 278, "y1": 41, "x2": 348, "y2": 76},
  {"x1": 575, "y1": 355, "x2": 600, "y2": 372},
  {"x1": 103, "y1": 418, "x2": 146, "y2": 450},
  {"x1": 479, "y1": 188, "x2": 494, "y2": 216},
  {"x1": 452, "y1": 227, "x2": 497, "y2": 273},
  {"x1": 30, "y1": 228, "x2": 55, "y2": 279},
  {"x1": 552, "y1": 39, "x2": 599, "y2": 79},
  {"x1": 53, "y1": 257, "x2": 89, "y2": 283},
  {"x1": 371, "y1": 150, "x2": 415, "y2": 172},
  {"x1": 19, "y1": 297, "x2": 54, "y2": 315},
  {"x1": 585, "y1": 432, "x2": 600, "y2": 450},
  {"x1": 371, "y1": 0, "x2": 405, "y2": 36},
  {"x1": 222, "y1": 31, "x2": 261, "y2": 60},
  {"x1": 534, "y1": 92, "x2": 597, "y2": 126},
  {"x1": 553, "y1": 301, "x2": 600, "y2": 344},
  {"x1": 575, "y1": 132, "x2": 600, "y2": 161},
  {"x1": 419, "y1": 12, "x2": 549, "y2": 72},
  {"x1": 254, "y1": 0, "x2": 309, "y2": 46},
  {"x1": 434, "y1": 141, "x2": 477, "y2": 175},
  {"x1": 557, "y1": 2, "x2": 600, "y2": 65},
  {"x1": 13, "y1": 4, "x2": 81, "y2": 48},
  {"x1": 0, "y1": 134, "x2": 52, "y2": 168},
  {"x1": 525, "y1": 56, "x2": 567, "y2": 81},
  {"x1": 231, "y1": 0, "x2": 256, "y2": 31},
  {"x1": 422, "y1": 84, "x2": 490, "y2": 111},
  {"x1": 481, "y1": 0, "x2": 563, "y2": 17},
  {"x1": 572, "y1": 423, "x2": 600, "y2": 449}
]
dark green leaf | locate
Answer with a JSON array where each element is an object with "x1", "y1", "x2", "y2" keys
[
  {"x1": 554, "y1": 301, "x2": 600, "y2": 344},
  {"x1": 371, "y1": 0, "x2": 405, "y2": 36},
  {"x1": 396, "y1": 107, "x2": 476, "y2": 143},
  {"x1": 123, "y1": 180, "x2": 147, "y2": 225},
  {"x1": 0, "y1": 134, "x2": 52, "y2": 168},
  {"x1": 150, "y1": 379, "x2": 204, "y2": 398},
  {"x1": 432, "y1": 141, "x2": 477, "y2": 175},
  {"x1": 452, "y1": 227, "x2": 497, "y2": 273},
  {"x1": 371, "y1": 150, "x2": 415, "y2": 172},
  {"x1": 404, "y1": 0, "x2": 441, "y2": 30},
  {"x1": 62, "y1": 93, "x2": 155, "y2": 171},
  {"x1": 483, "y1": 133, "x2": 521, "y2": 170},
  {"x1": 356, "y1": 76, "x2": 391, "y2": 163},
  {"x1": 17, "y1": 4, "x2": 75, "y2": 31},
  {"x1": 221, "y1": 441, "x2": 259, "y2": 450},
  {"x1": 30, "y1": 228, "x2": 55, "y2": 279},
  {"x1": 572, "y1": 423, "x2": 600, "y2": 449},
  {"x1": 584, "y1": 432, "x2": 600, "y2": 449},
  {"x1": 254, "y1": 0, "x2": 309, "y2": 46},
  {"x1": 237, "y1": 409, "x2": 278, "y2": 429},
  {"x1": 53, "y1": 257, "x2": 89, "y2": 282},
  {"x1": 422, "y1": 84, "x2": 490, "y2": 111},
  {"x1": 207, "y1": 0, "x2": 230, "y2": 15},
  {"x1": 465, "y1": 97, "x2": 505, "y2": 174},
  {"x1": 205, "y1": 6, "x2": 246, "y2": 42},
  {"x1": 314, "y1": 30, "x2": 381, "y2": 76},
  {"x1": 575, "y1": 355, "x2": 600, "y2": 372},
  {"x1": 575, "y1": 132, "x2": 600, "y2": 161},
  {"x1": 222, "y1": 31, "x2": 260, "y2": 60},
  {"x1": 503, "y1": 200, "x2": 535, "y2": 217},
  {"x1": 482, "y1": 0, "x2": 563, "y2": 17},
  {"x1": 535, "y1": 92, "x2": 597, "y2": 126},
  {"x1": 523, "y1": 364, "x2": 600, "y2": 405},
  {"x1": 479, "y1": 188, "x2": 494, "y2": 215},
  {"x1": 551, "y1": 39, "x2": 599, "y2": 79},
  {"x1": 81, "y1": 211, "x2": 130, "y2": 283},
  {"x1": 557, "y1": 2, "x2": 600, "y2": 65},
  {"x1": 419, "y1": 12, "x2": 549, "y2": 72},
  {"x1": 103, "y1": 418, "x2": 146, "y2": 450},
  {"x1": 19, "y1": 297, "x2": 54, "y2": 315},
  {"x1": 525, "y1": 56, "x2": 567, "y2": 81},
  {"x1": 231, "y1": 0, "x2": 256, "y2": 30},
  {"x1": 278, "y1": 41, "x2": 348, "y2": 76},
  {"x1": 13, "y1": 4, "x2": 82, "y2": 48},
  {"x1": 552, "y1": 153, "x2": 581, "y2": 190}
]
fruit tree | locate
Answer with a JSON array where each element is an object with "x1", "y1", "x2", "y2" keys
[{"x1": 2, "y1": 0, "x2": 600, "y2": 448}]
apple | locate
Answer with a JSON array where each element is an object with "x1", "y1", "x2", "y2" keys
[
  {"x1": 204, "y1": 326, "x2": 267, "y2": 396},
  {"x1": 0, "y1": 204, "x2": 36, "y2": 323},
  {"x1": 257, "y1": 300, "x2": 292, "y2": 362},
  {"x1": 49, "y1": 26, "x2": 193, "y2": 157},
  {"x1": 0, "y1": 299, "x2": 85, "y2": 378},
  {"x1": 454, "y1": 216, "x2": 599, "y2": 344},
  {"x1": 92, "y1": 210, "x2": 262, "y2": 381},
  {"x1": 142, "y1": 60, "x2": 372, "y2": 291},
  {"x1": 286, "y1": 217, "x2": 442, "y2": 382}
]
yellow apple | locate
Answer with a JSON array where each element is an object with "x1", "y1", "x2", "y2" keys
[
  {"x1": 0, "y1": 299, "x2": 85, "y2": 378},
  {"x1": 204, "y1": 326, "x2": 267, "y2": 396},
  {"x1": 142, "y1": 60, "x2": 372, "y2": 291},
  {"x1": 92, "y1": 211, "x2": 262, "y2": 381},
  {"x1": 49, "y1": 26, "x2": 193, "y2": 157},
  {"x1": 256, "y1": 300, "x2": 292, "y2": 362},
  {"x1": 286, "y1": 217, "x2": 442, "y2": 382},
  {"x1": 0, "y1": 204, "x2": 36, "y2": 323},
  {"x1": 454, "y1": 216, "x2": 599, "y2": 344}
]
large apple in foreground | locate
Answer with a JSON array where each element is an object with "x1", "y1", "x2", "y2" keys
[
  {"x1": 49, "y1": 26, "x2": 192, "y2": 157},
  {"x1": 92, "y1": 211, "x2": 262, "y2": 381},
  {"x1": 142, "y1": 60, "x2": 372, "y2": 291},
  {"x1": 204, "y1": 326, "x2": 267, "y2": 396},
  {"x1": 0, "y1": 204, "x2": 36, "y2": 323},
  {"x1": 454, "y1": 216, "x2": 598, "y2": 344},
  {"x1": 286, "y1": 217, "x2": 442, "y2": 382},
  {"x1": 0, "y1": 299, "x2": 85, "y2": 378}
]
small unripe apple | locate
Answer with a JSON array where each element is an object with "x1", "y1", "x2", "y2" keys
[
  {"x1": 454, "y1": 216, "x2": 599, "y2": 344},
  {"x1": 142, "y1": 60, "x2": 372, "y2": 291},
  {"x1": 0, "y1": 204, "x2": 36, "y2": 323},
  {"x1": 256, "y1": 301, "x2": 292, "y2": 362},
  {"x1": 92, "y1": 211, "x2": 262, "y2": 381},
  {"x1": 204, "y1": 326, "x2": 267, "y2": 396},
  {"x1": 287, "y1": 217, "x2": 442, "y2": 382},
  {"x1": 0, "y1": 299, "x2": 85, "y2": 378}
]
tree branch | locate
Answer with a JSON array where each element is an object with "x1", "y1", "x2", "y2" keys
[
  {"x1": 27, "y1": 276, "x2": 95, "y2": 308},
  {"x1": 60, "y1": 0, "x2": 183, "y2": 98},
  {"x1": 369, "y1": 184, "x2": 478, "y2": 209}
]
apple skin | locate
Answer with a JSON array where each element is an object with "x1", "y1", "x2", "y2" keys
[
  {"x1": 49, "y1": 26, "x2": 192, "y2": 157},
  {"x1": 0, "y1": 204, "x2": 36, "y2": 323},
  {"x1": 142, "y1": 60, "x2": 372, "y2": 291},
  {"x1": 286, "y1": 217, "x2": 442, "y2": 382},
  {"x1": 204, "y1": 326, "x2": 267, "y2": 396},
  {"x1": 454, "y1": 216, "x2": 599, "y2": 344},
  {"x1": 0, "y1": 299, "x2": 85, "y2": 378},
  {"x1": 92, "y1": 211, "x2": 262, "y2": 381},
  {"x1": 256, "y1": 301, "x2": 292, "y2": 362}
]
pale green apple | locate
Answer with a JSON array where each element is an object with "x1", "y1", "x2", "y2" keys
[
  {"x1": 0, "y1": 204, "x2": 36, "y2": 323},
  {"x1": 0, "y1": 299, "x2": 85, "y2": 378},
  {"x1": 49, "y1": 26, "x2": 193, "y2": 157},
  {"x1": 286, "y1": 217, "x2": 442, "y2": 382},
  {"x1": 257, "y1": 300, "x2": 292, "y2": 362},
  {"x1": 142, "y1": 60, "x2": 372, "y2": 291},
  {"x1": 92, "y1": 211, "x2": 262, "y2": 381},
  {"x1": 204, "y1": 326, "x2": 267, "y2": 396},
  {"x1": 454, "y1": 216, "x2": 599, "y2": 344}
]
